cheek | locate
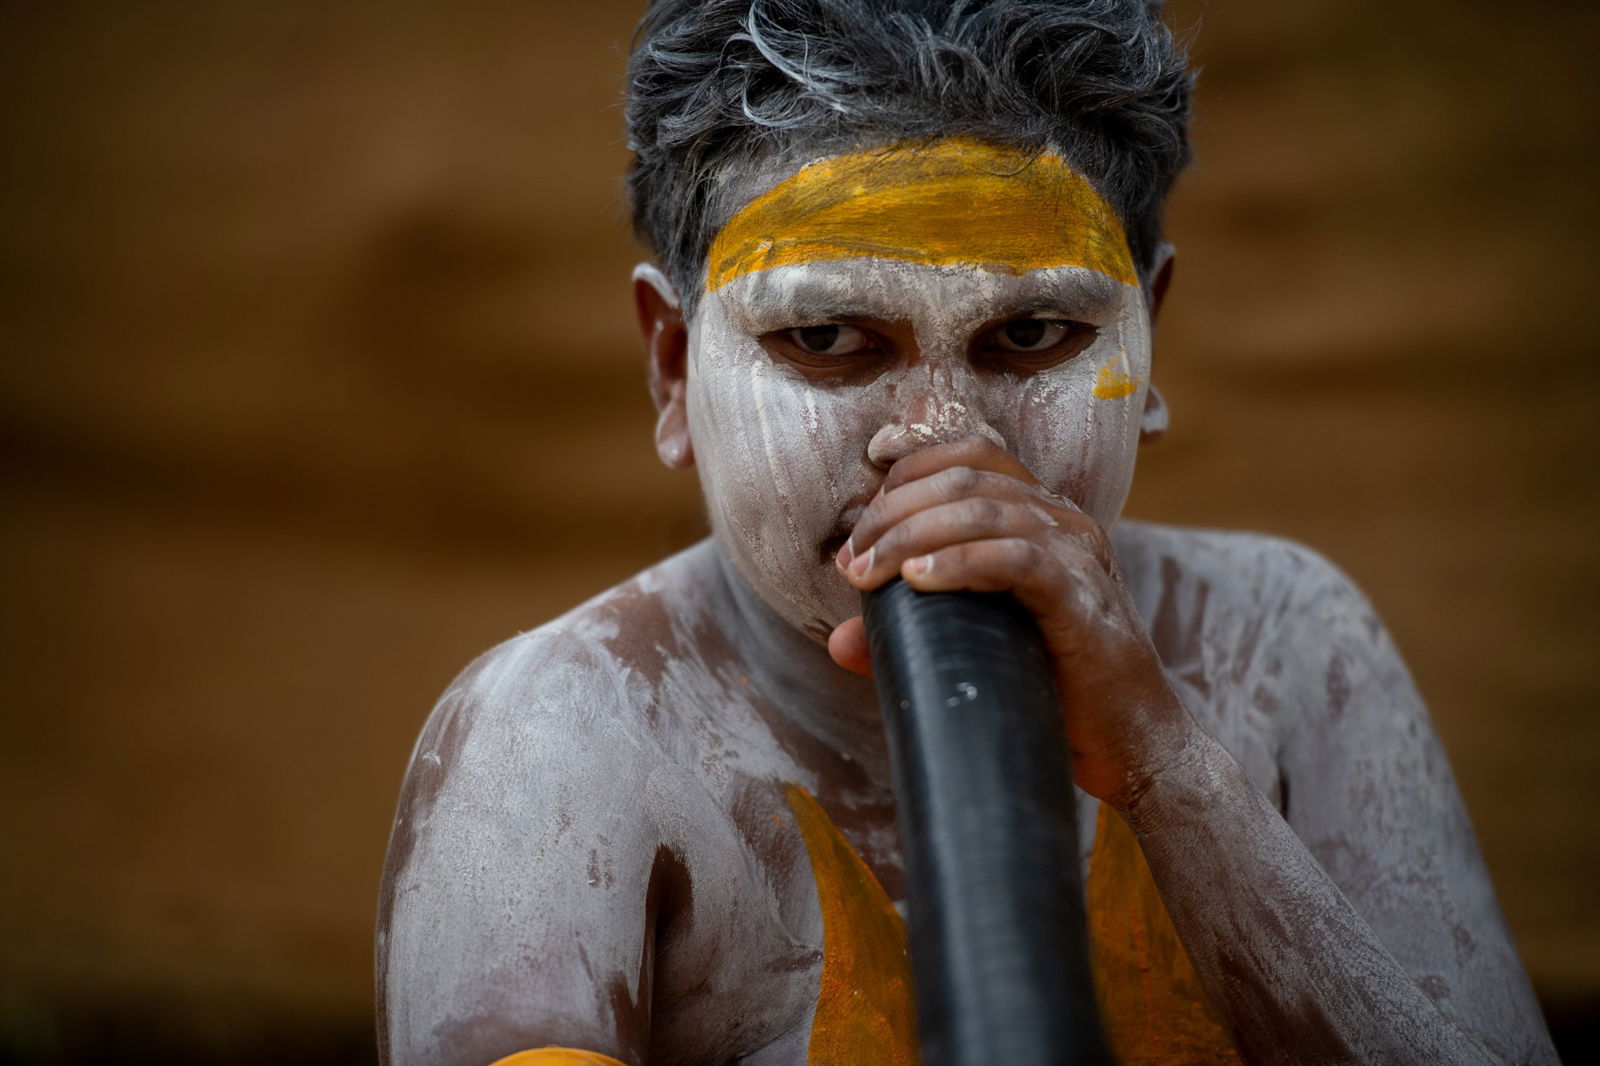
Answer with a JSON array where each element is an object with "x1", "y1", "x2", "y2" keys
[
  {"x1": 689, "y1": 353, "x2": 848, "y2": 528},
  {"x1": 1006, "y1": 310, "x2": 1148, "y2": 525},
  {"x1": 686, "y1": 338, "x2": 872, "y2": 633}
]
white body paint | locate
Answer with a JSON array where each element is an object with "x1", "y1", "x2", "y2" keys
[
  {"x1": 376, "y1": 140, "x2": 1557, "y2": 1066},
  {"x1": 378, "y1": 523, "x2": 1556, "y2": 1065},
  {"x1": 689, "y1": 258, "x2": 1149, "y2": 640}
]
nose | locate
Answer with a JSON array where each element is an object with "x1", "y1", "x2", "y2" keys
[{"x1": 866, "y1": 364, "x2": 1006, "y2": 469}]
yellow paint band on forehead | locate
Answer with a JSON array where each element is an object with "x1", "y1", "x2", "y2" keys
[{"x1": 705, "y1": 138, "x2": 1138, "y2": 291}]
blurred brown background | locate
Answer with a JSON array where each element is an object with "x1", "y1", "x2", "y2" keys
[{"x1": 1, "y1": 1, "x2": 1596, "y2": 1062}]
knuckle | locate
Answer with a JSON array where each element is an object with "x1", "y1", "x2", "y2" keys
[
  {"x1": 1079, "y1": 523, "x2": 1114, "y2": 568},
  {"x1": 873, "y1": 523, "x2": 903, "y2": 559},
  {"x1": 1025, "y1": 502, "x2": 1059, "y2": 530},
  {"x1": 961, "y1": 495, "x2": 1004, "y2": 529},
  {"x1": 938, "y1": 464, "x2": 981, "y2": 496},
  {"x1": 1004, "y1": 538, "x2": 1045, "y2": 569}
]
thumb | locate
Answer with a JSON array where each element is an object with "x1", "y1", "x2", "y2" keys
[{"x1": 827, "y1": 616, "x2": 873, "y2": 677}]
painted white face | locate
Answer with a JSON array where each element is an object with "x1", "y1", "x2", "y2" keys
[{"x1": 683, "y1": 140, "x2": 1154, "y2": 640}]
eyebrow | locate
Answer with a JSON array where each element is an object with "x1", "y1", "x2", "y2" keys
[
  {"x1": 725, "y1": 264, "x2": 1128, "y2": 330},
  {"x1": 1005, "y1": 270, "x2": 1126, "y2": 319}
]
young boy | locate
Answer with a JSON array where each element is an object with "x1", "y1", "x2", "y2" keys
[{"x1": 377, "y1": 1, "x2": 1559, "y2": 1063}]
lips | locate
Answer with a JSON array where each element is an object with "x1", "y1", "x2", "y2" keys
[
  {"x1": 817, "y1": 497, "x2": 875, "y2": 565},
  {"x1": 819, "y1": 531, "x2": 851, "y2": 566}
]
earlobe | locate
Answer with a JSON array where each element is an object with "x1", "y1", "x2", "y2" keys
[
  {"x1": 1139, "y1": 384, "x2": 1168, "y2": 445},
  {"x1": 633, "y1": 263, "x2": 695, "y2": 470}
]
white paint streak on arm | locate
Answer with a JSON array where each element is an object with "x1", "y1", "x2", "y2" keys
[
  {"x1": 1126, "y1": 539, "x2": 1558, "y2": 1065},
  {"x1": 378, "y1": 629, "x2": 676, "y2": 1066}
]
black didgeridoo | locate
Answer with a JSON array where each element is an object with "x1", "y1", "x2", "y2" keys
[{"x1": 863, "y1": 578, "x2": 1110, "y2": 1066}]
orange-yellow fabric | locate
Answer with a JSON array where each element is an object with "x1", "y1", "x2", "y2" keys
[
  {"x1": 1086, "y1": 802, "x2": 1241, "y2": 1065},
  {"x1": 785, "y1": 784, "x2": 918, "y2": 1066},
  {"x1": 788, "y1": 789, "x2": 1239, "y2": 1065},
  {"x1": 706, "y1": 138, "x2": 1138, "y2": 291},
  {"x1": 486, "y1": 1050, "x2": 627, "y2": 1066}
]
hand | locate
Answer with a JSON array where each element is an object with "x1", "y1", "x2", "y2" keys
[{"x1": 827, "y1": 435, "x2": 1198, "y2": 809}]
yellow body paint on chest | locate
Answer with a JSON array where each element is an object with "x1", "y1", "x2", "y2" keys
[
  {"x1": 706, "y1": 138, "x2": 1137, "y2": 291},
  {"x1": 1087, "y1": 803, "x2": 1241, "y2": 1065},
  {"x1": 787, "y1": 788, "x2": 1238, "y2": 1065},
  {"x1": 486, "y1": 1048, "x2": 627, "y2": 1066},
  {"x1": 785, "y1": 784, "x2": 918, "y2": 1066}
]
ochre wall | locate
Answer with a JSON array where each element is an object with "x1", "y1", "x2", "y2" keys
[{"x1": 2, "y1": 2, "x2": 1596, "y2": 1060}]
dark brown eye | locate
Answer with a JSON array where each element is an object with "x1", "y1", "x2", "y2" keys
[
  {"x1": 994, "y1": 318, "x2": 1069, "y2": 352},
  {"x1": 785, "y1": 323, "x2": 869, "y2": 357},
  {"x1": 978, "y1": 316, "x2": 1097, "y2": 371}
]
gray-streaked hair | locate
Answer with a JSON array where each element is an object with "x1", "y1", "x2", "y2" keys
[{"x1": 625, "y1": 0, "x2": 1194, "y2": 315}]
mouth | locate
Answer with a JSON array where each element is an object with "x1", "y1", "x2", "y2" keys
[
  {"x1": 819, "y1": 531, "x2": 850, "y2": 567},
  {"x1": 818, "y1": 495, "x2": 876, "y2": 566}
]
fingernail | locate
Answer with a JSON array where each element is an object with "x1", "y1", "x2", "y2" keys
[
  {"x1": 848, "y1": 546, "x2": 874, "y2": 578},
  {"x1": 835, "y1": 539, "x2": 854, "y2": 569},
  {"x1": 906, "y1": 555, "x2": 932, "y2": 576}
]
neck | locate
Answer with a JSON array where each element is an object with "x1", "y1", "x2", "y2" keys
[{"x1": 705, "y1": 544, "x2": 892, "y2": 781}]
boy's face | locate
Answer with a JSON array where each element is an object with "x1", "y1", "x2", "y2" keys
[{"x1": 669, "y1": 139, "x2": 1154, "y2": 640}]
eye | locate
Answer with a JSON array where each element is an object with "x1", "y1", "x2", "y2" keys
[
  {"x1": 787, "y1": 323, "x2": 869, "y2": 357},
  {"x1": 992, "y1": 318, "x2": 1068, "y2": 352},
  {"x1": 979, "y1": 316, "x2": 1097, "y2": 370},
  {"x1": 765, "y1": 322, "x2": 883, "y2": 372}
]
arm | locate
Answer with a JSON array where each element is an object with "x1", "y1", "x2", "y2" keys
[
  {"x1": 377, "y1": 634, "x2": 673, "y2": 1066},
  {"x1": 830, "y1": 437, "x2": 1557, "y2": 1065},
  {"x1": 1123, "y1": 547, "x2": 1556, "y2": 1064}
]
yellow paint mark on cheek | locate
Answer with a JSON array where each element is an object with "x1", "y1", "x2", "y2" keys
[
  {"x1": 1092, "y1": 356, "x2": 1141, "y2": 400},
  {"x1": 708, "y1": 138, "x2": 1137, "y2": 290},
  {"x1": 785, "y1": 784, "x2": 918, "y2": 1066}
]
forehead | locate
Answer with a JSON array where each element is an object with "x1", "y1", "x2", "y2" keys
[{"x1": 705, "y1": 138, "x2": 1136, "y2": 293}]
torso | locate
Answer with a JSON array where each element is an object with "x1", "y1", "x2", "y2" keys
[
  {"x1": 580, "y1": 521, "x2": 1305, "y2": 1063},
  {"x1": 380, "y1": 521, "x2": 1317, "y2": 1065}
]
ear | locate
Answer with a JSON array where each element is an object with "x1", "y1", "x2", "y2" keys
[
  {"x1": 1139, "y1": 242, "x2": 1175, "y2": 446},
  {"x1": 1139, "y1": 384, "x2": 1168, "y2": 445},
  {"x1": 1146, "y1": 241, "x2": 1176, "y2": 325},
  {"x1": 633, "y1": 262, "x2": 694, "y2": 469}
]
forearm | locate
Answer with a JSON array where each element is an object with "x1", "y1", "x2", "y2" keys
[{"x1": 1124, "y1": 728, "x2": 1507, "y2": 1066}]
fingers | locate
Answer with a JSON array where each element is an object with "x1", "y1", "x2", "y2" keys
[
  {"x1": 889, "y1": 537, "x2": 1079, "y2": 630},
  {"x1": 891, "y1": 537, "x2": 1129, "y2": 651},
  {"x1": 849, "y1": 466, "x2": 1051, "y2": 561},
  {"x1": 895, "y1": 536, "x2": 1054, "y2": 592},
  {"x1": 840, "y1": 435, "x2": 1108, "y2": 595},
  {"x1": 841, "y1": 495, "x2": 1057, "y2": 587},
  {"x1": 878, "y1": 434, "x2": 1037, "y2": 495}
]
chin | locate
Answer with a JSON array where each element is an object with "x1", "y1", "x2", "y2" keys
[
  {"x1": 714, "y1": 533, "x2": 851, "y2": 643},
  {"x1": 767, "y1": 569, "x2": 858, "y2": 645}
]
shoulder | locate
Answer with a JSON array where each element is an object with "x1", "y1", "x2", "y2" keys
[
  {"x1": 378, "y1": 549, "x2": 722, "y2": 1065},
  {"x1": 1114, "y1": 520, "x2": 1390, "y2": 663},
  {"x1": 387, "y1": 545, "x2": 734, "y2": 872},
  {"x1": 413, "y1": 542, "x2": 724, "y2": 784},
  {"x1": 1112, "y1": 520, "x2": 1411, "y2": 751},
  {"x1": 1113, "y1": 519, "x2": 1372, "y2": 617}
]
